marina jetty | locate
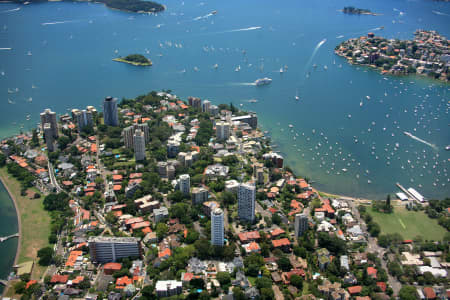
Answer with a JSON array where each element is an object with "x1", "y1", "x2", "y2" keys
[
  {"x1": 113, "y1": 54, "x2": 152, "y2": 66},
  {"x1": 335, "y1": 30, "x2": 449, "y2": 82},
  {"x1": 0, "y1": 233, "x2": 19, "y2": 243}
]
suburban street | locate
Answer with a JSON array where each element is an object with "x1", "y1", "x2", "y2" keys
[{"x1": 349, "y1": 201, "x2": 402, "y2": 296}]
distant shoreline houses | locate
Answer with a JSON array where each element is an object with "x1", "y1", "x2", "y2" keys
[{"x1": 335, "y1": 30, "x2": 449, "y2": 82}]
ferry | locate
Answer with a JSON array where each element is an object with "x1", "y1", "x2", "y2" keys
[{"x1": 254, "y1": 77, "x2": 272, "y2": 86}]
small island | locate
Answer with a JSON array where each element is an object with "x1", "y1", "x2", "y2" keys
[
  {"x1": 341, "y1": 6, "x2": 379, "y2": 16},
  {"x1": 2, "y1": 0, "x2": 165, "y2": 14},
  {"x1": 335, "y1": 30, "x2": 449, "y2": 82},
  {"x1": 113, "y1": 54, "x2": 152, "y2": 66}
]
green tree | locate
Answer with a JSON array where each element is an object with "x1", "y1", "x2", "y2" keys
[
  {"x1": 290, "y1": 274, "x2": 303, "y2": 289},
  {"x1": 185, "y1": 230, "x2": 200, "y2": 244},
  {"x1": 255, "y1": 277, "x2": 272, "y2": 289},
  {"x1": 260, "y1": 287, "x2": 274, "y2": 300},
  {"x1": 105, "y1": 211, "x2": 118, "y2": 225},
  {"x1": 190, "y1": 278, "x2": 205, "y2": 289},
  {"x1": 31, "y1": 129, "x2": 39, "y2": 147},
  {"x1": 141, "y1": 285, "x2": 156, "y2": 300},
  {"x1": 0, "y1": 153, "x2": 6, "y2": 167},
  {"x1": 220, "y1": 191, "x2": 236, "y2": 206},
  {"x1": 13, "y1": 281, "x2": 26, "y2": 294},
  {"x1": 57, "y1": 136, "x2": 71, "y2": 150},
  {"x1": 156, "y1": 223, "x2": 168, "y2": 240},
  {"x1": 272, "y1": 213, "x2": 282, "y2": 225},
  {"x1": 216, "y1": 272, "x2": 231, "y2": 286},
  {"x1": 43, "y1": 192, "x2": 69, "y2": 212},
  {"x1": 37, "y1": 247, "x2": 54, "y2": 266},
  {"x1": 194, "y1": 239, "x2": 212, "y2": 259},
  {"x1": 399, "y1": 286, "x2": 418, "y2": 300},
  {"x1": 277, "y1": 256, "x2": 292, "y2": 272}
]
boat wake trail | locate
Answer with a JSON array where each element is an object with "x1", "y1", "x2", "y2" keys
[
  {"x1": 193, "y1": 12, "x2": 214, "y2": 21},
  {"x1": 191, "y1": 26, "x2": 262, "y2": 37},
  {"x1": 404, "y1": 132, "x2": 438, "y2": 150},
  {"x1": 304, "y1": 38, "x2": 327, "y2": 73},
  {"x1": 41, "y1": 20, "x2": 79, "y2": 26},
  {"x1": 432, "y1": 10, "x2": 450, "y2": 17},
  {"x1": 229, "y1": 82, "x2": 256, "y2": 86},
  {"x1": 0, "y1": 7, "x2": 20, "y2": 13},
  {"x1": 224, "y1": 26, "x2": 262, "y2": 33}
]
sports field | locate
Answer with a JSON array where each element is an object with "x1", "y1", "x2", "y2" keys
[{"x1": 368, "y1": 206, "x2": 447, "y2": 241}]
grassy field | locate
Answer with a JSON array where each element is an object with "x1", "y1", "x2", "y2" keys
[
  {"x1": 368, "y1": 205, "x2": 447, "y2": 241},
  {"x1": 0, "y1": 167, "x2": 51, "y2": 280}
]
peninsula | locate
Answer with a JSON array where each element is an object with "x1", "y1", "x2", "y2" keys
[
  {"x1": 0, "y1": 91, "x2": 448, "y2": 300},
  {"x1": 113, "y1": 54, "x2": 152, "y2": 66},
  {"x1": 340, "y1": 6, "x2": 379, "y2": 16},
  {"x1": 1, "y1": 0, "x2": 165, "y2": 13},
  {"x1": 335, "y1": 30, "x2": 450, "y2": 81}
]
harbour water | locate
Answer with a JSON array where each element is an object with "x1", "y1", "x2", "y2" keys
[
  {"x1": 0, "y1": 0, "x2": 448, "y2": 202},
  {"x1": 0, "y1": 180, "x2": 19, "y2": 294}
]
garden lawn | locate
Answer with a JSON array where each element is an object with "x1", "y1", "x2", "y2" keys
[
  {"x1": 368, "y1": 206, "x2": 446, "y2": 241},
  {"x1": 0, "y1": 167, "x2": 51, "y2": 280}
]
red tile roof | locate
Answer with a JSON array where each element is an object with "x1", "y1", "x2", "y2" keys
[
  {"x1": 129, "y1": 173, "x2": 142, "y2": 179},
  {"x1": 131, "y1": 221, "x2": 151, "y2": 230},
  {"x1": 142, "y1": 227, "x2": 152, "y2": 234},
  {"x1": 104, "y1": 262, "x2": 122, "y2": 271},
  {"x1": 116, "y1": 276, "x2": 133, "y2": 289},
  {"x1": 112, "y1": 174, "x2": 123, "y2": 181},
  {"x1": 423, "y1": 287, "x2": 436, "y2": 299},
  {"x1": 125, "y1": 217, "x2": 144, "y2": 225},
  {"x1": 367, "y1": 267, "x2": 377, "y2": 278},
  {"x1": 348, "y1": 286, "x2": 362, "y2": 295},
  {"x1": 159, "y1": 248, "x2": 172, "y2": 258},
  {"x1": 271, "y1": 228, "x2": 285, "y2": 237},
  {"x1": 26, "y1": 280, "x2": 37, "y2": 289},
  {"x1": 50, "y1": 274, "x2": 69, "y2": 284},
  {"x1": 245, "y1": 242, "x2": 260, "y2": 252},
  {"x1": 72, "y1": 276, "x2": 84, "y2": 285},
  {"x1": 238, "y1": 231, "x2": 261, "y2": 243},
  {"x1": 183, "y1": 272, "x2": 194, "y2": 282},
  {"x1": 272, "y1": 238, "x2": 291, "y2": 248},
  {"x1": 268, "y1": 207, "x2": 278, "y2": 214},
  {"x1": 376, "y1": 282, "x2": 386, "y2": 292}
]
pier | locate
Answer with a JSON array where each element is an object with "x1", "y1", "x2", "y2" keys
[
  {"x1": 0, "y1": 233, "x2": 19, "y2": 243},
  {"x1": 396, "y1": 183, "x2": 416, "y2": 202}
]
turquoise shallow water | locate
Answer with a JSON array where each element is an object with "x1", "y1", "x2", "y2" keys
[{"x1": 0, "y1": 0, "x2": 448, "y2": 202}]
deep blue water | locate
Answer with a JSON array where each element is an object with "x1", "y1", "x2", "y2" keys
[{"x1": 0, "y1": 0, "x2": 449, "y2": 203}]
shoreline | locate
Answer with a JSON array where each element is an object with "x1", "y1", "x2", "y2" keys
[
  {"x1": 0, "y1": 173, "x2": 22, "y2": 298},
  {"x1": 113, "y1": 57, "x2": 152, "y2": 66},
  {"x1": 334, "y1": 51, "x2": 450, "y2": 83}
]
